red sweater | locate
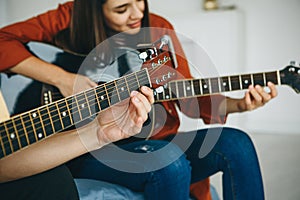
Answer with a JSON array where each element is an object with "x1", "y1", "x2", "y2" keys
[{"x1": 0, "y1": 2, "x2": 227, "y2": 199}]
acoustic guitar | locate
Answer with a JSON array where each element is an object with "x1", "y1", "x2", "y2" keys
[{"x1": 0, "y1": 35, "x2": 299, "y2": 159}]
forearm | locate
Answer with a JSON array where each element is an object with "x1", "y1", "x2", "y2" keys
[
  {"x1": 220, "y1": 97, "x2": 245, "y2": 115},
  {"x1": 0, "y1": 127, "x2": 91, "y2": 183},
  {"x1": 8, "y1": 56, "x2": 71, "y2": 88}
]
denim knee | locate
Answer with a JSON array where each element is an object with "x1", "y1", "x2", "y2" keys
[
  {"x1": 133, "y1": 140, "x2": 191, "y2": 174},
  {"x1": 145, "y1": 144, "x2": 191, "y2": 199},
  {"x1": 217, "y1": 127, "x2": 258, "y2": 161}
]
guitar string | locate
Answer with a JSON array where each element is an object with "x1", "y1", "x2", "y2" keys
[
  {"x1": 0, "y1": 71, "x2": 273, "y2": 148},
  {"x1": 0, "y1": 71, "x2": 273, "y2": 140},
  {"x1": 2, "y1": 72, "x2": 149, "y2": 150},
  {"x1": 0, "y1": 69, "x2": 277, "y2": 155},
  {"x1": 0, "y1": 71, "x2": 151, "y2": 154}
]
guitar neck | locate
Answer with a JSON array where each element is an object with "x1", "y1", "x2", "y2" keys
[
  {"x1": 154, "y1": 70, "x2": 281, "y2": 101},
  {"x1": 0, "y1": 68, "x2": 150, "y2": 159}
]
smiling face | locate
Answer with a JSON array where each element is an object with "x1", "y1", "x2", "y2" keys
[{"x1": 102, "y1": 0, "x2": 145, "y2": 35}]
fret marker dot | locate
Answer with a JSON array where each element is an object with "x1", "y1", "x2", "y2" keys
[
  {"x1": 62, "y1": 112, "x2": 67, "y2": 117},
  {"x1": 204, "y1": 85, "x2": 208, "y2": 89},
  {"x1": 101, "y1": 96, "x2": 104, "y2": 100},
  {"x1": 38, "y1": 133, "x2": 43, "y2": 138},
  {"x1": 244, "y1": 80, "x2": 249, "y2": 84},
  {"x1": 81, "y1": 104, "x2": 85, "y2": 109},
  {"x1": 121, "y1": 87, "x2": 124, "y2": 91},
  {"x1": 10, "y1": 133, "x2": 15, "y2": 139},
  {"x1": 223, "y1": 82, "x2": 227, "y2": 86},
  {"x1": 166, "y1": 95, "x2": 170, "y2": 99},
  {"x1": 186, "y1": 86, "x2": 191, "y2": 91},
  {"x1": 32, "y1": 113, "x2": 37, "y2": 118}
]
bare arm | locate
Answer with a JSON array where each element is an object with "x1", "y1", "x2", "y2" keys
[
  {"x1": 9, "y1": 56, "x2": 97, "y2": 97},
  {"x1": 0, "y1": 86, "x2": 154, "y2": 183}
]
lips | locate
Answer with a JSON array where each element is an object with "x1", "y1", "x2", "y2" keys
[{"x1": 128, "y1": 21, "x2": 141, "y2": 28}]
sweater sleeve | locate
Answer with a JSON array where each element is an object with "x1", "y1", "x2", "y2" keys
[{"x1": 0, "y1": 2, "x2": 73, "y2": 71}]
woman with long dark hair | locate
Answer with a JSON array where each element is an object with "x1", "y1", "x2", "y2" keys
[{"x1": 0, "y1": 0, "x2": 277, "y2": 199}]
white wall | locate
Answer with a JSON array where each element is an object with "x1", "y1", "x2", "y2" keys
[
  {"x1": 149, "y1": 0, "x2": 300, "y2": 134},
  {"x1": 1, "y1": 0, "x2": 300, "y2": 134}
]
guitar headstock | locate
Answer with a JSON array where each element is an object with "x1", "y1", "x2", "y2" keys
[
  {"x1": 139, "y1": 35, "x2": 181, "y2": 88},
  {"x1": 280, "y1": 61, "x2": 300, "y2": 93}
]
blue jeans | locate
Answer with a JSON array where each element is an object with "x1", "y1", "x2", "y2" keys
[{"x1": 67, "y1": 127, "x2": 264, "y2": 200}]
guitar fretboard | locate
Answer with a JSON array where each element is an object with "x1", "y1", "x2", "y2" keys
[
  {"x1": 0, "y1": 68, "x2": 150, "y2": 158},
  {"x1": 154, "y1": 70, "x2": 280, "y2": 101}
]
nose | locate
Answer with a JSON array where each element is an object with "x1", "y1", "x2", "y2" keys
[{"x1": 130, "y1": 4, "x2": 143, "y2": 20}]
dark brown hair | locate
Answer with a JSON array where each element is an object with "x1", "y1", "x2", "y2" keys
[{"x1": 55, "y1": 0, "x2": 150, "y2": 54}]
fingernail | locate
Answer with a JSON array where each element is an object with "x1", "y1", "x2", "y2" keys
[{"x1": 131, "y1": 91, "x2": 138, "y2": 96}]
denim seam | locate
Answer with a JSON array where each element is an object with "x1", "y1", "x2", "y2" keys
[{"x1": 215, "y1": 151, "x2": 237, "y2": 200}]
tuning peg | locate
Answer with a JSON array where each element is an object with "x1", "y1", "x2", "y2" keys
[{"x1": 289, "y1": 61, "x2": 299, "y2": 66}]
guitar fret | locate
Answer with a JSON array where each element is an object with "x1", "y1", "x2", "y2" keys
[
  {"x1": 265, "y1": 71, "x2": 278, "y2": 85},
  {"x1": 239, "y1": 75, "x2": 243, "y2": 89},
  {"x1": 276, "y1": 70, "x2": 281, "y2": 85},
  {"x1": 106, "y1": 81, "x2": 120, "y2": 105},
  {"x1": 117, "y1": 77, "x2": 130, "y2": 101},
  {"x1": 198, "y1": 79, "x2": 203, "y2": 95},
  {"x1": 191, "y1": 80, "x2": 195, "y2": 97},
  {"x1": 210, "y1": 78, "x2": 220, "y2": 94},
  {"x1": 135, "y1": 72, "x2": 141, "y2": 88},
  {"x1": 136, "y1": 69, "x2": 149, "y2": 87},
  {"x1": 65, "y1": 98, "x2": 74, "y2": 125},
  {"x1": 76, "y1": 93, "x2": 91, "y2": 120},
  {"x1": 127, "y1": 73, "x2": 139, "y2": 93},
  {"x1": 250, "y1": 74, "x2": 254, "y2": 86},
  {"x1": 73, "y1": 95, "x2": 83, "y2": 123},
  {"x1": 201, "y1": 79, "x2": 209, "y2": 94},
  {"x1": 192, "y1": 79, "x2": 201, "y2": 95},
  {"x1": 47, "y1": 103, "x2": 63, "y2": 132},
  {"x1": 263, "y1": 73, "x2": 266, "y2": 87},
  {"x1": 96, "y1": 85, "x2": 110, "y2": 111},
  {"x1": 6, "y1": 120, "x2": 20, "y2": 152},
  {"x1": 230, "y1": 76, "x2": 240, "y2": 91},
  {"x1": 20, "y1": 115, "x2": 30, "y2": 145},
  {"x1": 43, "y1": 106, "x2": 56, "y2": 135},
  {"x1": 58, "y1": 99, "x2": 73, "y2": 128},
  {"x1": 85, "y1": 89, "x2": 99, "y2": 116},
  {"x1": 253, "y1": 73, "x2": 265, "y2": 86},
  {"x1": 55, "y1": 102, "x2": 65, "y2": 130},
  {"x1": 177, "y1": 81, "x2": 184, "y2": 98},
  {"x1": 93, "y1": 88, "x2": 102, "y2": 113},
  {"x1": 84, "y1": 92, "x2": 92, "y2": 116},
  {"x1": 185, "y1": 80, "x2": 193, "y2": 97},
  {"x1": 228, "y1": 76, "x2": 232, "y2": 91},
  {"x1": 220, "y1": 76, "x2": 230, "y2": 92},
  {"x1": 37, "y1": 110, "x2": 46, "y2": 140},
  {"x1": 164, "y1": 85, "x2": 170, "y2": 100},
  {"x1": 11, "y1": 119, "x2": 22, "y2": 150},
  {"x1": 3, "y1": 122, "x2": 13, "y2": 155},
  {"x1": 11, "y1": 118, "x2": 23, "y2": 149},
  {"x1": 170, "y1": 81, "x2": 177, "y2": 99},
  {"x1": 241, "y1": 74, "x2": 252, "y2": 89},
  {"x1": 218, "y1": 77, "x2": 222, "y2": 93},
  {"x1": 26, "y1": 114, "x2": 38, "y2": 144},
  {"x1": 0, "y1": 126, "x2": 5, "y2": 158},
  {"x1": 182, "y1": 81, "x2": 187, "y2": 97}
]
